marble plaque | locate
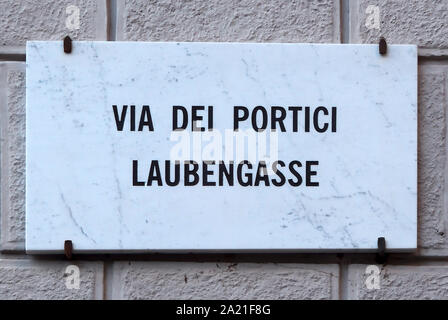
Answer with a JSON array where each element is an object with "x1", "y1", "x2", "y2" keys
[{"x1": 26, "y1": 41, "x2": 417, "y2": 253}]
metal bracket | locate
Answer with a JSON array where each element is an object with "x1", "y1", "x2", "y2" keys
[
  {"x1": 375, "y1": 237, "x2": 387, "y2": 264},
  {"x1": 64, "y1": 240, "x2": 73, "y2": 260},
  {"x1": 63, "y1": 36, "x2": 72, "y2": 54},
  {"x1": 379, "y1": 37, "x2": 387, "y2": 55}
]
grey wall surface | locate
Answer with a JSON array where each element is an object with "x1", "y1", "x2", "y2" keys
[{"x1": 0, "y1": 0, "x2": 447, "y2": 300}]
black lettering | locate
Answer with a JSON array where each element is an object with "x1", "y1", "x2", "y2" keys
[
  {"x1": 306, "y1": 161, "x2": 319, "y2": 186},
  {"x1": 254, "y1": 161, "x2": 270, "y2": 186},
  {"x1": 331, "y1": 106, "x2": 337, "y2": 132},
  {"x1": 288, "y1": 106, "x2": 302, "y2": 132},
  {"x1": 313, "y1": 106, "x2": 329, "y2": 133},
  {"x1": 271, "y1": 161, "x2": 286, "y2": 186},
  {"x1": 208, "y1": 106, "x2": 214, "y2": 131},
  {"x1": 219, "y1": 161, "x2": 234, "y2": 186},
  {"x1": 165, "y1": 160, "x2": 180, "y2": 186},
  {"x1": 203, "y1": 161, "x2": 216, "y2": 186},
  {"x1": 252, "y1": 106, "x2": 268, "y2": 132},
  {"x1": 113, "y1": 105, "x2": 127, "y2": 131},
  {"x1": 237, "y1": 161, "x2": 253, "y2": 186},
  {"x1": 147, "y1": 160, "x2": 163, "y2": 186},
  {"x1": 271, "y1": 106, "x2": 287, "y2": 132},
  {"x1": 304, "y1": 107, "x2": 310, "y2": 132},
  {"x1": 192, "y1": 106, "x2": 205, "y2": 132},
  {"x1": 130, "y1": 105, "x2": 136, "y2": 131},
  {"x1": 288, "y1": 161, "x2": 303, "y2": 186},
  {"x1": 173, "y1": 106, "x2": 188, "y2": 130},
  {"x1": 138, "y1": 105, "x2": 154, "y2": 131},
  {"x1": 132, "y1": 160, "x2": 145, "y2": 186},
  {"x1": 234, "y1": 106, "x2": 249, "y2": 131},
  {"x1": 184, "y1": 161, "x2": 199, "y2": 186}
]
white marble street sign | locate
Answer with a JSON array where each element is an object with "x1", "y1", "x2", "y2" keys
[{"x1": 26, "y1": 41, "x2": 417, "y2": 253}]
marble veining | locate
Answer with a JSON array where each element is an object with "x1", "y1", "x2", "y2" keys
[{"x1": 26, "y1": 41, "x2": 417, "y2": 253}]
